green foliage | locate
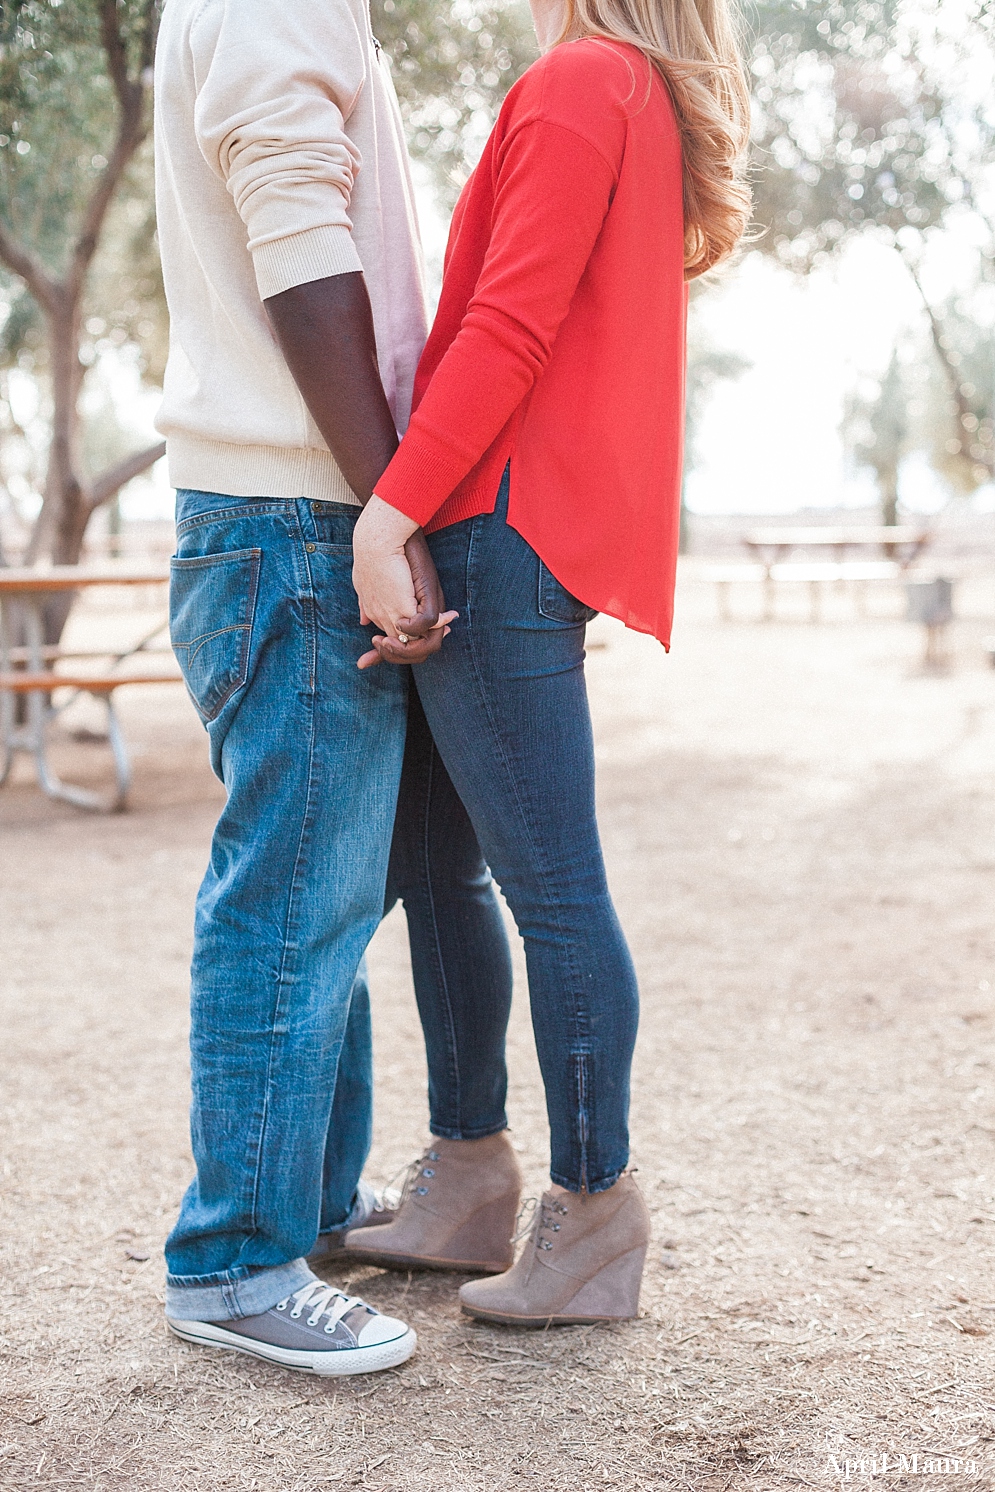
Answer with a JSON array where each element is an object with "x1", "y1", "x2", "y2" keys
[
  {"x1": 747, "y1": 0, "x2": 980, "y2": 269},
  {"x1": 0, "y1": 0, "x2": 113, "y2": 277},
  {"x1": 0, "y1": 0, "x2": 164, "y2": 380},
  {"x1": 0, "y1": 0, "x2": 156, "y2": 267},
  {"x1": 0, "y1": 0, "x2": 534, "y2": 381},
  {"x1": 749, "y1": 0, "x2": 995, "y2": 500},
  {"x1": 84, "y1": 142, "x2": 167, "y2": 386},
  {"x1": 373, "y1": 0, "x2": 536, "y2": 204}
]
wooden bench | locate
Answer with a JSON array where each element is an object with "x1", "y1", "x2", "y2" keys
[
  {"x1": 0, "y1": 564, "x2": 176, "y2": 811},
  {"x1": 706, "y1": 560, "x2": 901, "y2": 622},
  {"x1": 0, "y1": 670, "x2": 180, "y2": 692},
  {"x1": 0, "y1": 662, "x2": 183, "y2": 813},
  {"x1": 743, "y1": 525, "x2": 930, "y2": 568}
]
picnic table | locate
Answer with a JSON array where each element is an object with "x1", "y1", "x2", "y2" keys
[
  {"x1": 742, "y1": 525, "x2": 931, "y2": 572},
  {"x1": 706, "y1": 525, "x2": 933, "y2": 623},
  {"x1": 0, "y1": 563, "x2": 180, "y2": 811}
]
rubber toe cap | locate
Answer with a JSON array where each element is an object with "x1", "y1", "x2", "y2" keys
[{"x1": 357, "y1": 1311, "x2": 411, "y2": 1347}]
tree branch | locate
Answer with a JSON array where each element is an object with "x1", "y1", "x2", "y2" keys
[
  {"x1": 138, "y1": 0, "x2": 159, "y2": 76},
  {"x1": 87, "y1": 440, "x2": 166, "y2": 511},
  {"x1": 0, "y1": 217, "x2": 58, "y2": 312},
  {"x1": 65, "y1": 0, "x2": 152, "y2": 301},
  {"x1": 100, "y1": 0, "x2": 136, "y2": 114},
  {"x1": 904, "y1": 253, "x2": 993, "y2": 478}
]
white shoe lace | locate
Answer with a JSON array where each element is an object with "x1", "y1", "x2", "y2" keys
[{"x1": 274, "y1": 1281, "x2": 369, "y2": 1333}]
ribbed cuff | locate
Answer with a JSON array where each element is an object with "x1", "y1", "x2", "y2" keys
[
  {"x1": 253, "y1": 224, "x2": 364, "y2": 300},
  {"x1": 374, "y1": 430, "x2": 470, "y2": 528},
  {"x1": 166, "y1": 435, "x2": 360, "y2": 505}
]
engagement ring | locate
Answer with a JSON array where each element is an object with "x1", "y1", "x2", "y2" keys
[{"x1": 396, "y1": 632, "x2": 410, "y2": 644}]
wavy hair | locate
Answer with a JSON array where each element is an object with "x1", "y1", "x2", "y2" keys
[{"x1": 558, "y1": 0, "x2": 752, "y2": 278}]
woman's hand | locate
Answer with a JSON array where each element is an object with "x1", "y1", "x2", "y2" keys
[{"x1": 353, "y1": 496, "x2": 458, "y2": 669}]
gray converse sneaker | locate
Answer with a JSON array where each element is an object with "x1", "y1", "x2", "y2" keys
[{"x1": 167, "y1": 1281, "x2": 416, "y2": 1376}]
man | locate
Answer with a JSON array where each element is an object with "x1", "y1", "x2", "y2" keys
[{"x1": 155, "y1": 0, "x2": 453, "y2": 1375}]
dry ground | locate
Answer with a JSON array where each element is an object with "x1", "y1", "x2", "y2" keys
[{"x1": 2, "y1": 567, "x2": 995, "y2": 1491}]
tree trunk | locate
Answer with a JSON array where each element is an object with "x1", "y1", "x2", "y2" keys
[
  {"x1": 28, "y1": 294, "x2": 88, "y2": 642},
  {"x1": 49, "y1": 295, "x2": 89, "y2": 568},
  {"x1": 0, "y1": 0, "x2": 162, "y2": 648},
  {"x1": 679, "y1": 481, "x2": 690, "y2": 553},
  {"x1": 880, "y1": 468, "x2": 899, "y2": 526}
]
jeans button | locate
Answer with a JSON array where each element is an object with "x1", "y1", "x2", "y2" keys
[{"x1": 305, "y1": 543, "x2": 316, "y2": 553}]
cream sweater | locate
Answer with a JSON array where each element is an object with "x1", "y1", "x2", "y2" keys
[{"x1": 154, "y1": 0, "x2": 428, "y2": 503}]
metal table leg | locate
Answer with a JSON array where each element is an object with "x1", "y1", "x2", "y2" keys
[{"x1": 0, "y1": 596, "x2": 131, "y2": 813}]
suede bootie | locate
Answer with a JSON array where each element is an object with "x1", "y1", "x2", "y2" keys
[
  {"x1": 458, "y1": 1172, "x2": 650, "y2": 1326},
  {"x1": 342, "y1": 1132, "x2": 522, "y2": 1274}
]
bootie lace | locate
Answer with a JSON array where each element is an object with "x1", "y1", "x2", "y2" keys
[
  {"x1": 511, "y1": 1195, "x2": 537, "y2": 1243},
  {"x1": 274, "y1": 1282, "x2": 368, "y2": 1333},
  {"x1": 383, "y1": 1146, "x2": 443, "y2": 1209},
  {"x1": 512, "y1": 1193, "x2": 569, "y2": 1252}
]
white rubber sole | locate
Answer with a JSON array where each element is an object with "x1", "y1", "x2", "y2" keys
[{"x1": 166, "y1": 1318, "x2": 417, "y2": 1376}]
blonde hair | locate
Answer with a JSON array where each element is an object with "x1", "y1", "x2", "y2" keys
[{"x1": 558, "y1": 0, "x2": 752, "y2": 278}]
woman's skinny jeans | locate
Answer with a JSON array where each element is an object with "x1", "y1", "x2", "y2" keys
[{"x1": 385, "y1": 470, "x2": 639, "y2": 1194}]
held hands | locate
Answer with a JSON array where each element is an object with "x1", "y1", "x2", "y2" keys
[{"x1": 352, "y1": 496, "x2": 458, "y2": 669}]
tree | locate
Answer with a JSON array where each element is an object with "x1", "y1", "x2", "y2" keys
[
  {"x1": 372, "y1": 0, "x2": 536, "y2": 206},
  {"x1": 0, "y1": 0, "x2": 532, "y2": 574},
  {"x1": 843, "y1": 347, "x2": 911, "y2": 524},
  {"x1": 917, "y1": 290, "x2": 995, "y2": 494},
  {"x1": 748, "y1": 0, "x2": 995, "y2": 510},
  {"x1": 0, "y1": 0, "x2": 164, "y2": 574}
]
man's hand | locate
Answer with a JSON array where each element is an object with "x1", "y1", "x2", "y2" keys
[{"x1": 353, "y1": 497, "x2": 458, "y2": 669}]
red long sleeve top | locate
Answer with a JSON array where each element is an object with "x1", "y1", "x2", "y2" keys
[{"x1": 374, "y1": 38, "x2": 688, "y2": 647}]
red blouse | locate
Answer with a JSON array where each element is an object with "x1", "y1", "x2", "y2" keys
[{"x1": 374, "y1": 38, "x2": 687, "y2": 647}]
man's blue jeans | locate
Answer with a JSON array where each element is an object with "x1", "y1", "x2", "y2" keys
[
  {"x1": 390, "y1": 470, "x2": 640, "y2": 1194},
  {"x1": 164, "y1": 490, "x2": 412, "y2": 1320}
]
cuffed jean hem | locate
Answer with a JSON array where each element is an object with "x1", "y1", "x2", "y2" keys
[
  {"x1": 550, "y1": 1166, "x2": 627, "y2": 1195},
  {"x1": 429, "y1": 1121, "x2": 509, "y2": 1141},
  {"x1": 164, "y1": 1258, "x2": 317, "y2": 1322}
]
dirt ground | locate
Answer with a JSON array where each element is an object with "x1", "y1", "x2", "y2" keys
[{"x1": 2, "y1": 564, "x2": 995, "y2": 1491}]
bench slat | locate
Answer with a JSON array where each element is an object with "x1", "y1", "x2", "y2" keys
[
  {"x1": 705, "y1": 561, "x2": 899, "y2": 583},
  {"x1": 0, "y1": 673, "x2": 182, "y2": 693},
  {"x1": 3, "y1": 646, "x2": 173, "y2": 663}
]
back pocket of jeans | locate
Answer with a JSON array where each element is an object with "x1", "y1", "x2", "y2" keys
[
  {"x1": 537, "y1": 561, "x2": 598, "y2": 625},
  {"x1": 169, "y1": 548, "x2": 261, "y2": 722}
]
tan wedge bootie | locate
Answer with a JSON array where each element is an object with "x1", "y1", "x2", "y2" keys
[
  {"x1": 342, "y1": 1133, "x2": 522, "y2": 1274},
  {"x1": 458, "y1": 1172, "x2": 650, "y2": 1326}
]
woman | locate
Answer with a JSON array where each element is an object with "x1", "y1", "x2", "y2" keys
[{"x1": 349, "y1": 0, "x2": 751, "y2": 1324}]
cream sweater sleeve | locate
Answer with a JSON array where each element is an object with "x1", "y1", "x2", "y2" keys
[{"x1": 190, "y1": 0, "x2": 369, "y2": 299}]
